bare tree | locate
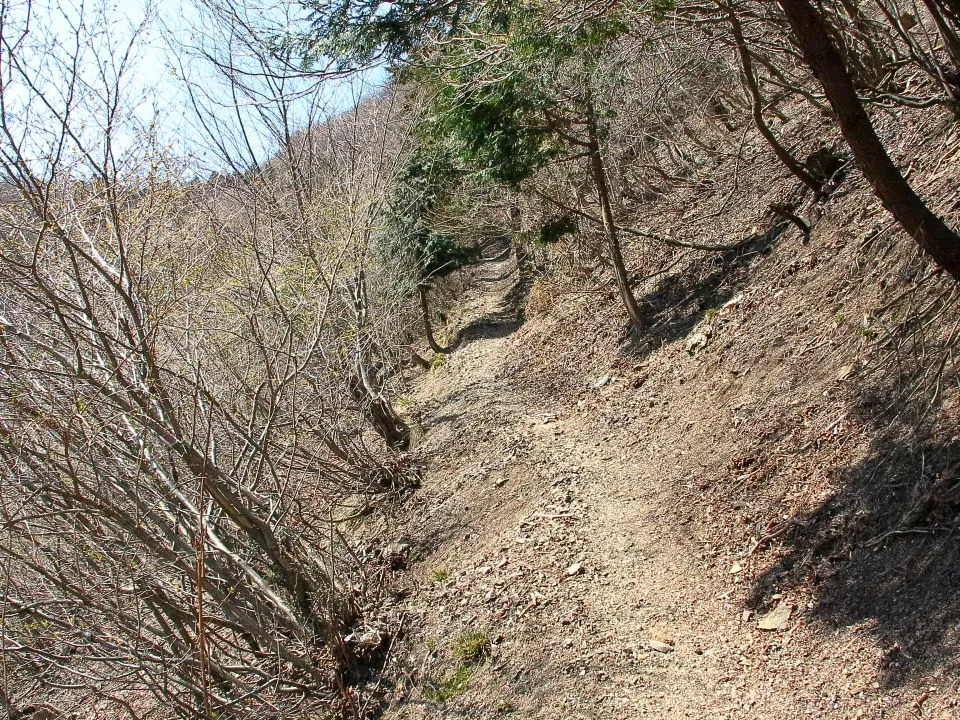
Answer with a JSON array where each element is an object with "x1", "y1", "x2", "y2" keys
[
  {"x1": 721, "y1": 0, "x2": 824, "y2": 195},
  {"x1": 176, "y1": 0, "x2": 415, "y2": 450},
  {"x1": 0, "y1": 1, "x2": 404, "y2": 716}
]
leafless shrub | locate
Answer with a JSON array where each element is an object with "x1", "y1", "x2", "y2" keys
[{"x1": 0, "y1": 1, "x2": 414, "y2": 717}]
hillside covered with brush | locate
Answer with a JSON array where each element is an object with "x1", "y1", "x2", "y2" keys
[{"x1": 3, "y1": 1, "x2": 960, "y2": 719}]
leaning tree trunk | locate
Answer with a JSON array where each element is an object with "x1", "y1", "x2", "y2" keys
[
  {"x1": 924, "y1": 0, "x2": 960, "y2": 69},
  {"x1": 585, "y1": 107, "x2": 645, "y2": 332},
  {"x1": 780, "y1": 0, "x2": 960, "y2": 281},
  {"x1": 724, "y1": 1, "x2": 824, "y2": 195},
  {"x1": 418, "y1": 284, "x2": 454, "y2": 354},
  {"x1": 364, "y1": 389, "x2": 412, "y2": 451},
  {"x1": 347, "y1": 271, "x2": 411, "y2": 450}
]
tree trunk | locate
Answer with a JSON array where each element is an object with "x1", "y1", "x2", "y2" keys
[
  {"x1": 934, "y1": 0, "x2": 960, "y2": 32},
  {"x1": 780, "y1": 0, "x2": 960, "y2": 281},
  {"x1": 724, "y1": 1, "x2": 824, "y2": 195},
  {"x1": 923, "y1": 0, "x2": 960, "y2": 70},
  {"x1": 586, "y1": 107, "x2": 645, "y2": 332},
  {"x1": 348, "y1": 374, "x2": 410, "y2": 451},
  {"x1": 419, "y1": 284, "x2": 454, "y2": 354},
  {"x1": 347, "y1": 271, "x2": 411, "y2": 450},
  {"x1": 367, "y1": 395, "x2": 412, "y2": 451},
  {"x1": 409, "y1": 349, "x2": 432, "y2": 369}
]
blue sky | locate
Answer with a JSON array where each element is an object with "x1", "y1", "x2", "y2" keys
[{"x1": 15, "y1": 0, "x2": 386, "y2": 174}]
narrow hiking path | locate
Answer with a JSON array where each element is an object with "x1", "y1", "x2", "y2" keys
[{"x1": 383, "y1": 245, "x2": 946, "y2": 719}]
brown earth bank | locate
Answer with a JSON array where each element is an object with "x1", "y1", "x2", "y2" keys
[{"x1": 358, "y1": 100, "x2": 960, "y2": 720}]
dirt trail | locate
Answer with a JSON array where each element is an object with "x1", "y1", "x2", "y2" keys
[{"x1": 382, "y1": 244, "x2": 954, "y2": 720}]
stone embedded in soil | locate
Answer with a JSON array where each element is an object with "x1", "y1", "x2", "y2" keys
[
  {"x1": 649, "y1": 629, "x2": 675, "y2": 645},
  {"x1": 648, "y1": 639, "x2": 674, "y2": 653},
  {"x1": 757, "y1": 601, "x2": 793, "y2": 631},
  {"x1": 565, "y1": 562, "x2": 584, "y2": 576},
  {"x1": 685, "y1": 332, "x2": 711, "y2": 355},
  {"x1": 591, "y1": 375, "x2": 612, "y2": 388}
]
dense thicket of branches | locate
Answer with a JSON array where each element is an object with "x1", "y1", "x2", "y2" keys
[
  {"x1": 4, "y1": 0, "x2": 960, "y2": 717},
  {"x1": 0, "y1": 1, "x2": 416, "y2": 717}
]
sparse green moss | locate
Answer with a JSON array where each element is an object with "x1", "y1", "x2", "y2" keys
[
  {"x1": 431, "y1": 568, "x2": 450, "y2": 583},
  {"x1": 423, "y1": 663, "x2": 473, "y2": 702},
  {"x1": 453, "y1": 631, "x2": 489, "y2": 662},
  {"x1": 421, "y1": 629, "x2": 489, "y2": 702}
]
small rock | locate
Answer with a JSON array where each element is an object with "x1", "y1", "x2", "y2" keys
[
  {"x1": 685, "y1": 332, "x2": 710, "y2": 355},
  {"x1": 837, "y1": 364, "x2": 854, "y2": 381},
  {"x1": 648, "y1": 639, "x2": 674, "y2": 653},
  {"x1": 729, "y1": 562, "x2": 743, "y2": 574},
  {"x1": 757, "y1": 601, "x2": 793, "y2": 631},
  {"x1": 565, "y1": 562, "x2": 583, "y2": 577},
  {"x1": 649, "y1": 629, "x2": 675, "y2": 645},
  {"x1": 591, "y1": 375, "x2": 612, "y2": 389}
]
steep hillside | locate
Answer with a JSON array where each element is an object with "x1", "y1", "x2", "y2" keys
[
  {"x1": 12, "y1": 1, "x2": 960, "y2": 717},
  {"x1": 366, "y1": 99, "x2": 960, "y2": 719}
]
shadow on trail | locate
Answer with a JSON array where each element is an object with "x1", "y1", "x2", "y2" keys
[
  {"x1": 455, "y1": 248, "x2": 534, "y2": 349},
  {"x1": 474, "y1": 243, "x2": 513, "y2": 266},
  {"x1": 409, "y1": 517, "x2": 478, "y2": 564},
  {"x1": 747, "y1": 373, "x2": 960, "y2": 690}
]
